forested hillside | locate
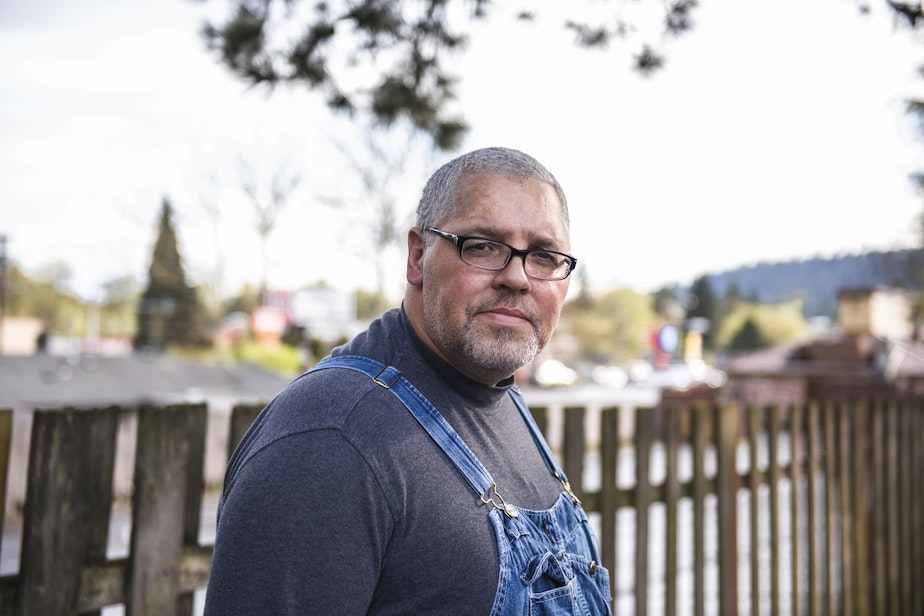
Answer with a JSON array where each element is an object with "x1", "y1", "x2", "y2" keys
[{"x1": 702, "y1": 249, "x2": 924, "y2": 318}]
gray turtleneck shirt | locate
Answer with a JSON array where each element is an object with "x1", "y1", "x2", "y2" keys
[{"x1": 204, "y1": 306, "x2": 563, "y2": 615}]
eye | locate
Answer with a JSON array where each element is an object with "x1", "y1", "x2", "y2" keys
[
  {"x1": 464, "y1": 240, "x2": 503, "y2": 256},
  {"x1": 530, "y1": 251, "x2": 558, "y2": 266}
]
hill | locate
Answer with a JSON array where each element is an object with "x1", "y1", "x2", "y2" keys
[{"x1": 701, "y1": 249, "x2": 924, "y2": 318}]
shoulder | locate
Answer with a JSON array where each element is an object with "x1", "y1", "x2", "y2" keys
[{"x1": 221, "y1": 362, "x2": 426, "y2": 492}]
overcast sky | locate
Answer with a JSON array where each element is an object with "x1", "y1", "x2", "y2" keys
[{"x1": 2, "y1": 0, "x2": 923, "y2": 302}]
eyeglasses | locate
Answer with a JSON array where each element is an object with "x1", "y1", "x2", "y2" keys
[{"x1": 428, "y1": 228, "x2": 577, "y2": 281}]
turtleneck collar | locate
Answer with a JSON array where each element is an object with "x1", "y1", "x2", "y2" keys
[{"x1": 398, "y1": 306, "x2": 516, "y2": 404}]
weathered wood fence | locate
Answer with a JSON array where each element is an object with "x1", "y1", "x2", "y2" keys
[{"x1": 0, "y1": 392, "x2": 920, "y2": 615}]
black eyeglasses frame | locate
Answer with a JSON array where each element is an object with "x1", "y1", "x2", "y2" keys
[{"x1": 427, "y1": 227, "x2": 577, "y2": 281}]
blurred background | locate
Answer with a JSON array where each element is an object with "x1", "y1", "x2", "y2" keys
[{"x1": 2, "y1": 0, "x2": 924, "y2": 384}]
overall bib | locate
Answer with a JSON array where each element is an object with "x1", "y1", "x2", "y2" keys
[{"x1": 310, "y1": 356, "x2": 613, "y2": 616}]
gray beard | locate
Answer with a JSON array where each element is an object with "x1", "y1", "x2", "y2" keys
[
  {"x1": 425, "y1": 300, "x2": 543, "y2": 380},
  {"x1": 460, "y1": 320, "x2": 541, "y2": 376}
]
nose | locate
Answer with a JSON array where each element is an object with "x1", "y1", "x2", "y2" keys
[{"x1": 494, "y1": 253, "x2": 531, "y2": 291}]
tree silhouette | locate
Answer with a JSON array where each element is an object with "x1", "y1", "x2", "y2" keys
[
  {"x1": 237, "y1": 156, "x2": 303, "y2": 299},
  {"x1": 686, "y1": 274, "x2": 717, "y2": 351},
  {"x1": 728, "y1": 317, "x2": 768, "y2": 351},
  {"x1": 200, "y1": 1, "x2": 919, "y2": 149},
  {"x1": 134, "y1": 198, "x2": 207, "y2": 349},
  {"x1": 200, "y1": 0, "x2": 701, "y2": 149}
]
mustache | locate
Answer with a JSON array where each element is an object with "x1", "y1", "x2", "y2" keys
[{"x1": 471, "y1": 295, "x2": 537, "y2": 325}]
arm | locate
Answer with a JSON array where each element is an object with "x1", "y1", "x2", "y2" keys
[{"x1": 203, "y1": 430, "x2": 393, "y2": 615}]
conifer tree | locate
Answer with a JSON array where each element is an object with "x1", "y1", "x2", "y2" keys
[
  {"x1": 728, "y1": 317, "x2": 768, "y2": 351},
  {"x1": 686, "y1": 275, "x2": 717, "y2": 351},
  {"x1": 134, "y1": 197, "x2": 206, "y2": 349}
]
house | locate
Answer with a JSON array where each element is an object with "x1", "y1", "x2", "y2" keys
[{"x1": 720, "y1": 286, "x2": 924, "y2": 407}]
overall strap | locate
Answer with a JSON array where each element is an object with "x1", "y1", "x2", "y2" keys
[
  {"x1": 508, "y1": 388, "x2": 579, "y2": 503},
  {"x1": 308, "y1": 355, "x2": 495, "y2": 497}
]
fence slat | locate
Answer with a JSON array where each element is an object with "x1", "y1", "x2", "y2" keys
[
  {"x1": 823, "y1": 401, "x2": 837, "y2": 615},
  {"x1": 871, "y1": 398, "x2": 887, "y2": 616},
  {"x1": 178, "y1": 403, "x2": 207, "y2": 615},
  {"x1": 767, "y1": 405, "x2": 782, "y2": 616},
  {"x1": 748, "y1": 405, "x2": 761, "y2": 616},
  {"x1": 885, "y1": 399, "x2": 901, "y2": 616},
  {"x1": 126, "y1": 404, "x2": 198, "y2": 616},
  {"x1": 0, "y1": 410, "x2": 11, "y2": 552},
  {"x1": 228, "y1": 404, "x2": 263, "y2": 460},
  {"x1": 599, "y1": 406, "x2": 618, "y2": 604},
  {"x1": 634, "y1": 407, "x2": 654, "y2": 616},
  {"x1": 715, "y1": 404, "x2": 739, "y2": 616},
  {"x1": 664, "y1": 404, "x2": 680, "y2": 616},
  {"x1": 806, "y1": 401, "x2": 821, "y2": 616},
  {"x1": 837, "y1": 400, "x2": 854, "y2": 616},
  {"x1": 791, "y1": 404, "x2": 803, "y2": 616},
  {"x1": 913, "y1": 398, "x2": 924, "y2": 616},
  {"x1": 899, "y1": 398, "x2": 913, "y2": 615},
  {"x1": 691, "y1": 403, "x2": 710, "y2": 616},
  {"x1": 14, "y1": 407, "x2": 118, "y2": 616},
  {"x1": 852, "y1": 399, "x2": 869, "y2": 616},
  {"x1": 562, "y1": 406, "x2": 586, "y2": 503}
]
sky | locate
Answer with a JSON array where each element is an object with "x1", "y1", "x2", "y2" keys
[{"x1": 2, "y1": 0, "x2": 924, "y2": 303}]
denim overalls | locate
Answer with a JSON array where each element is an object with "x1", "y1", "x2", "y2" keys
[{"x1": 311, "y1": 356, "x2": 612, "y2": 615}]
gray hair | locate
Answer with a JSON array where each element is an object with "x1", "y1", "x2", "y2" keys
[{"x1": 415, "y1": 147, "x2": 569, "y2": 241}]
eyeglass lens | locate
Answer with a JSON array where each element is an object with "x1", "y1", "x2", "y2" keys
[{"x1": 460, "y1": 239, "x2": 572, "y2": 280}]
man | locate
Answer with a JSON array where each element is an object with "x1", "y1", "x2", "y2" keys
[{"x1": 204, "y1": 147, "x2": 611, "y2": 614}]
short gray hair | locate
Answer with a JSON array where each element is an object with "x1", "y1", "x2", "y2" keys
[{"x1": 415, "y1": 147, "x2": 569, "y2": 240}]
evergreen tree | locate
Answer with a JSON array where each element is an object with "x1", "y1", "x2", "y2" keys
[
  {"x1": 652, "y1": 285, "x2": 682, "y2": 321},
  {"x1": 686, "y1": 275, "x2": 717, "y2": 351},
  {"x1": 728, "y1": 317, "x2": 768, "y2": 351},
  {"x1": 134, "y1": 198, "x2": 207, "y2": 349}
]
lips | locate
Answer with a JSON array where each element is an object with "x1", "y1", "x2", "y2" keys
[{"x1": 479, "y1": 306, "x2": 531, "y2": 327}]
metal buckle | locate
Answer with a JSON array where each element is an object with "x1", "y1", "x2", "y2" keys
[
  {"x1": 372, "y1": 365, "x2": 402, "y2": 389},
  {"x1": 481, "y1": 483, "x2": 518, "y2": 518}
]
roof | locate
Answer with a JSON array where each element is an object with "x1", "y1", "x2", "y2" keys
[{"x1": 0, "y1": 354, "x2": 291, "y2": 414}]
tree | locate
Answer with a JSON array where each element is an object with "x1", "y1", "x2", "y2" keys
[
  {"x1": 652, "y1": 284, "x2": 683, "y2": 322},
  {"x1": 716, "y1": 299, "x2": 810, "y2": 351},
  {"x1": 200, "y1": 0, "x2": 701, "y2": 149},
  {"x1": 685, "y1": 274, "x2": 717, "y2": 351},
  {"x1": 562, "y1": 286, "x2": 660, "y2": 364},
  {"x1": 321, "y1": 121, "x2": 435, "y2": 305},
  {"x1": 135, "y1": 198, "x2": 208, "y2": 349},
  {"x1": 237, "y1": 156, "x2": 303, "y2": 299},
  {"x1": 100, "y1": 276, "x2": 141, "y2": 339},
  {"x1": 2, "y1": 261, "x2": 85, "y2": 337},
  {"x1": 727, "y1": 317, "x2": 767, "y2": 351}
]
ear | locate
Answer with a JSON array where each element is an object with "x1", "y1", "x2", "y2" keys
[{"x1": 406, "y1": 227, "x2": 425, "y2": 286}]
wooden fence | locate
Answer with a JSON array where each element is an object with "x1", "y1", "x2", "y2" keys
[{"x1": 0, "y1": 392, "x2": 920, "y2": 615}]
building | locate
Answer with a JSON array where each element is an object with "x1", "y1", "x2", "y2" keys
[{"x1": 720, "y1": 286, "x2": 924, "y2": 407}]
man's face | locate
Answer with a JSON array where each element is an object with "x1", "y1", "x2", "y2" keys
[{"x1": 406, "y1": 173, "x2": 572, "y2": 385}]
